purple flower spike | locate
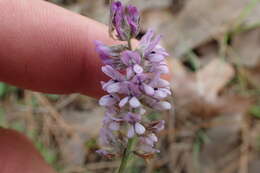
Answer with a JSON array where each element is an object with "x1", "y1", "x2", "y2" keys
[{"x1": 96, "y1": 0, "x2": 172, "y2": 158}]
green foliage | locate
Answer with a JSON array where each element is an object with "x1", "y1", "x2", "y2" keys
[
  {"x1": 0, "y1": 83, "x2": 8, "y2": 98},
  {"x1": 28, "y1": 130, "x2": 58, "y2": 166},
  {"x1": 186, "y1": 51, "x2": 201, "y2": 71},
  {"x1": 45, "y1": 94, "x2": 60, "y2": 101},
  {"x1": 0, "y1": 82, "x2": 19, "y2": 99},
  {"x1": 250, "y1": 105, "x2": 260, "y2": 118},
  {"x1": 10, "y1": 122, "x2": 26, "y2": 132},
  {"x1": 29, "y1": 95, "x2": 39, "y2": 107},
  {"x1": 127, "y1": 157, "x2": 145, "y2": 173},
  {"x1": 148, "y1": 112, "x2": 161, "y2": 121},
  {"x1": 256, "y1": 135, "x2": 260, "y2": 151},
  {"x1": 35, "y1": 141, "x2": 58, "y2": 165},
  {"x1": 192, "y1": 130, "x2": 209, "y2": 173},
  {"x1": 85, "y1": 138, "x2": 98, "y2": 149},
  {"x1": 7, "y1": 119, "x2": 58, "y2": 166},
  {"x1": 153, "y1": 170, "x2": 162, "y2": 173}
]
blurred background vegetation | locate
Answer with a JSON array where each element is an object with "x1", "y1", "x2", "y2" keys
[{"x1": 1, "y1": 0, "x2": 260, "y2": 172}]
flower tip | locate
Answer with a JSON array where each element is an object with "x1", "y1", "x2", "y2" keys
[
  {"x1": 107, "y1": 82, "x2": 121, "y2": 93},
  {"x1": 127, "y1": 125, "x2": 135, "y2": 138},
  {"x1": 119, "y1": 96, "x2": 129, "y2": 107},
  {"x1": 133, "y1": 64, "x2": 143, "y2": 74},
  {"x1": 135, "y1": 122, "x2": 146, "y2": 135},
  {"x1": 155, "y1": 101, "x2": 171, "y2": 110},
  {"x1": 129, "y1": 97, "x2": 141, "y2": 108},
  {"x1": 99, "y1": 95, "x2": 116, "y2": 106}
]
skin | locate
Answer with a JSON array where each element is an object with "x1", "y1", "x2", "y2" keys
[
  {"x1": 0, "y1": 0, "x2": 171, "y2": 172},
  {"x1": 0, "y1": 0, "x2": 117, "y2": 98},
  {"x1": 0, "y1": 0, "x2": 118, "y2": 172},
  {"x1": 0, "y1": 128, "x2": 56, "y2": 173}
]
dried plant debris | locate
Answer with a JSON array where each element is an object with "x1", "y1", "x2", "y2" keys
[
  {"x1": 130, "y1": 0, "x2": 172, "y2": 11},
  {"x1": 231, "y1": 28, "x2": 260, "y2": 68},
  {"x1": 142, "y1": 0, "x2": 260, "y2": 58}
]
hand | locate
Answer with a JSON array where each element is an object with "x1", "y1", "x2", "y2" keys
[
  {"x1": 0, "y1": 0, "x2": 119, "y2": 172},
  {"x1": 0, "y1": 0, "x2": 121, "y2": 98}
]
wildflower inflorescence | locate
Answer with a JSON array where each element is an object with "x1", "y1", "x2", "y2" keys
[{"x1": 95, "y1": 0, "x2": 172, "y2": 158}]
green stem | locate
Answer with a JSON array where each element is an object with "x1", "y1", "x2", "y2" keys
[
  {"x1": 117, "y1": 137, "x2": 135, "y2": 173},
  {"x1": 127, "y1": 39, "x2": 132, "y2": 50}
]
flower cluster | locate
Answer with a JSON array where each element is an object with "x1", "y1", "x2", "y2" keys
[
  {"x1": 95, "y1": 1, "x2": 171, "y2": 158},
  {"x1": 109, "y1": 1, "x2": 140, "y2": 41}
]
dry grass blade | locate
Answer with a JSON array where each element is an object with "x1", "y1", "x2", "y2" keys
[
  {"x1": 33, "y1": 92, "x2": 74, "y2": 134},
  {"x1": 239, "y1": 113, "x2": 251, "y2": 173},
  {"x1": 196, "y1": 59, "x2": 235, "y2": 102}
]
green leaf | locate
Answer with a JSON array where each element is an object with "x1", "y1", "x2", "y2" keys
[
  {"x1": 36, "y1": 142, "x2": 57, "y2": 164},
  {"x1": 148, "y1": 112, "x2": 160, "y2": 121},
  {"x1": 85, "y1": 138, "x2": 97, "y2": 149},
  {"x1": 250, "y1": 105, "x2": 260, "y2": 118},
  {"x1": 45, "y1": 94, "x2": 60, "y2": 101},
  {"x1": 10, "y1": 122, "x2": 26, "y2": 132},
  {"x1": 0, "y1": 83, "x2": 7, "y2": 98}
]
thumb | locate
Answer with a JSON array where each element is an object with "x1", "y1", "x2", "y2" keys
[{"x1": 0, "y1": 128, "x2": 56, "y2": 173}]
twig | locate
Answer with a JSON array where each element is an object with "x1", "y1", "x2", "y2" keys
[
  {"x1": 55, "y1": 94, "x2": 79, "y2": 110},
  {"x1": 33, "y1": 92, "x2": 73, "y2": 133}
]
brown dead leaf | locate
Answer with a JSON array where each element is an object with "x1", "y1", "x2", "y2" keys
[
  {"x1": 60, "y1": 108, "x2": 105, "y2": 166},
  {"x1": 142, "y1": 0, "x2": 259, "y2": 58},
  {"x1": 61, "y1": 134, "x2": 86, "y2": 166},
  {"x1": 244, "y1": 3, "x2": 260, "y2": 27},
  {"x1": 200, "y1": 113, "x2": 242, "y2": 172},
  {"x1": 196, "y1": 59, "x2": 235, "y2": 102},
  {"x1": 231, "y1": 28, "x2": 260, "y2": 68},
  {"x1": 62, "y1": 108, "x2": 104, "y2": 137},
  {"x1": 170, "y1": 57, "x2": 238, "y2": 118},
  {"x1": 248, "y1": 160, "x2": 260, "y2": 173}
]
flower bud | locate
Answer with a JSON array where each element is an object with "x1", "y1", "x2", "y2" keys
[
  {"x1": 143, "y1": 84, "x2": 155, "y2": 95},
  {"x1": 110, "y1": 1, "x2": 140, "y2": 41},
  {"x1": 154, "y1": 101, "x2": 172, "y2": 110},
  {"x1": 134, "y1": 123, "x2": 146, "y2": 135},
  {"x1": 129, "y1": 97, "x2": 141, "y2": 108},
  {"x1": 127, "y1": 125, "x2": 135, "y2": 138},
  {"x1": 133, "y1": 64, "x2": 143, "y2": 74},
  {"x1": 99, "y1": 95, "x2": 117, "y2": 106}
]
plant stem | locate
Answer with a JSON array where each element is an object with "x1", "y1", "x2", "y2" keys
[
  {"x1": 127, "y1": 39, "x2": 132, "y2": 50},
  {"x1": 117, "y1": 137, "x2": 135, "y2": 173}
]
